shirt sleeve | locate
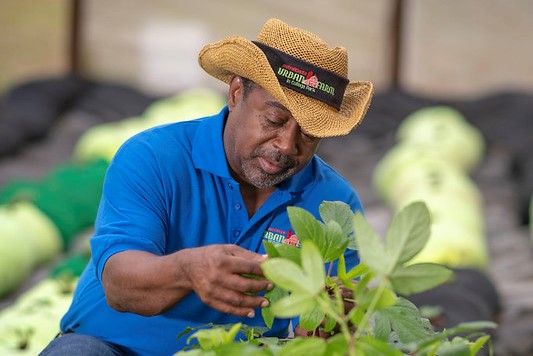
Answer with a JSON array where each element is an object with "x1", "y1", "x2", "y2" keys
[{"x1": 90, "y1": 135, "x2": 170, "y2": 282}]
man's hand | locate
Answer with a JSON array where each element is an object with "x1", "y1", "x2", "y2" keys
[
  {"x1": 179, "y1": 244, "x2": 272, "y2": 318},
  {"x1": 102, "y1": 245, "x2": 271, "y2": 318}
]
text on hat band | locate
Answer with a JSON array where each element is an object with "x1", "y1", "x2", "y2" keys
[{"x1": 252, "y1": 41, "x2": 348, "y2": 110}]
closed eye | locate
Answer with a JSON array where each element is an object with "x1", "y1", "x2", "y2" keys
[{"x1": 263, "y1": 115, "x2": 285, "y2": 128}]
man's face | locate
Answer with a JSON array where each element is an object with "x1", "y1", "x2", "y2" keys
[{"x1": 224, "y1": 76, "x2": 321, "y2": 189}]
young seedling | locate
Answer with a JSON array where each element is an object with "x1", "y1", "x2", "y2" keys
[{"x1": 176, "y1": 201, "x2": 496, "y2": 355}]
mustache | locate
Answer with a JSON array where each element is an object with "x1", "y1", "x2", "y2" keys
[{"x1": 252, "y1": 148, "x2": 297, "y2": 171}]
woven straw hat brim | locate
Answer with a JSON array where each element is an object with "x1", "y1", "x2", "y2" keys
[{"x1": 198, "y1": 36, "x2": 373, "y2": 138}]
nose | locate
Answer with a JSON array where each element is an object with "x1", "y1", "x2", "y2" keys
[{"x1": 273, "y1": 121, "x2": 299, "y2": 156}]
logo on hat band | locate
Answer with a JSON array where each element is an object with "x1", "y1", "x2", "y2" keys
[{"x1": 253, "y1": 41, "x2": 348, "y2": 110}]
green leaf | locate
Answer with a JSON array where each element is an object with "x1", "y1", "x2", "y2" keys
[
  {"x1": 264, "y1": 241, "x2": 301, "y2": 265},
  {"x1": 322, "y1": 220, "x2": 349, "y2": 262},
  {"x1": 254, "y1": 337, "x2": 284, "y2": 351},
  {"x1": 354, "y1": 272, "x2": 374, "y2": 300},
  {"x1": 287, "y1": 206, "x2": 326, "y2": 252},
  {"x1": 262, "y1": 258, "x2": 315, "y2": 295},
  {"x1": 299, "y1": 303, "x2": 325, "y2": 331},
  {"x1": 187, "y1": 323, "x2": 242, "y2": 350},
  {"x1": 319, "y1": 201, "x2": 355, "y2": 241},
  {"x1": 358, "y1": 287, "x2": 397, "y2": 311},
  {"x1": 226, "y1": 323, "x2": 243, "y2": 341},
  {"x1": 469, "y1": 335, "x2": 491, "y2": 355},
  {"x1": 277, "y1": 337, "x2": 327, "y2": 356},
  {"x1": 354, "y1": 212, "x2": 390, "y2": 276},
  {"x1": 263, "y1": 241, "x2": 280, "y2": 258},
  {"x1": 355, "y1": 335, "x2": 404, "y2": 355},
  {"x1": 271, "y1": 292, "x2": 317, "y2": 318},
  {"x1": 451, "y1": 321, "x2": 498, "y2": 333},
  {"x1": 347, "y1": 235, "x2": 359, "y2": 251},
  {"x1": 262, "y1": 286, "x2": 288, "y2": 328},
  {"x1": 416, "y1": 321, "x2": 497, "y2": 352},
  {"x1": 300, "y1": 241, "x2": 326, "y2": 292},
  {"x1": 288, "y1": 204, "x2": 350, "y2": 263},
  {"x1": 373, "y1": 313, "x2": 392, "y2": 341},
  {"x1": 325, "y1": 334, "x2": 349, "y2": 356},
  {"x1": 239, "y1": 324, "x2": 269, "y2": 339},
  {"x1": 323, "y1": 313, "x2": 337, "y2": 333},
  {"x1": 435, "y1": 338, "x2": 471, "y2": 356},
  {"x1": 375, "y1": 297, "x2": 434, "y2": 345},
  {"x1": 434, "y1": 321, "x2": 497, "y2": 343},
  {"x1": 177, "y1": 325, "x2": 197, "y2": 340},
  {"x1": 337, "y1": 253, "x2": 347, "y2": 280},
  {"x1": 344, "y1": 263, "x2": 370, "y2": 281},
  {"x1": 385, "y1": 201, "x2": 431, "y2": 268},
  {"x1": 390, "y1": 263, "x2": 453, "y2": 295},
  {"x1": 348, "y1": 305, "x2": 366, "y2": 327}
]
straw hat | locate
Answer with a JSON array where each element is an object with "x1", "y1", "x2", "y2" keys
[{"x1": 198, "y1": 18, "x2": 373, "y2": 137}]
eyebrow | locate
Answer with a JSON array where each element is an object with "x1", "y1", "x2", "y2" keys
[
  {"x1": 265, "y1": 100, "x2": 318, "y2": 139},
  {"x1": 265, "y1": 100, "x2": 291, "y2": 113}
]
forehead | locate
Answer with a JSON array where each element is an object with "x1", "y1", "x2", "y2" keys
[{"x1": 247, "y1": 84, "x2": 291, "y2": 116}]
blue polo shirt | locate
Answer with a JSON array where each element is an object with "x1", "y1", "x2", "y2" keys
[{"x1": 60, "y1": 107, "x2": 363, "y2": 355}]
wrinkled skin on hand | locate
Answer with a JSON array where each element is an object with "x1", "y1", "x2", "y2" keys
[{"x1": 182, "y1": 244, "x2": 273, "y2": 318}]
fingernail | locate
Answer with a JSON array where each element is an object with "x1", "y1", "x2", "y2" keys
[
  {"x1": 247, "y1": 310, "x2": 255, "y2": 318},
  {"x1": 261, "y1": 299, "x2": 269, "y2": 308}
]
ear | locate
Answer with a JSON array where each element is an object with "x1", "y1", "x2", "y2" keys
[{"x1": 227, "y1": 75, "x2": 243, "y2": 111}]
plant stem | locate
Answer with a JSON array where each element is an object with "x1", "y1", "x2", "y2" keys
[
  {"x1": 327, "y1": 261, "x2": 334, "y2": 278},
  {"x1": 316, "y1": 293, "x2": 356, "y2": 355},
  {"x1": 354, "y1": 281, "x2": 386, "y2": 340}
]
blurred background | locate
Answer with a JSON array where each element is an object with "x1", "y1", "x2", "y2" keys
[
  {"x1": 0, "y1": 0, "x2": 532, "y2": 355},
  {"x1": 3, "y1": 0, "x2": 533, "y2": 97}
]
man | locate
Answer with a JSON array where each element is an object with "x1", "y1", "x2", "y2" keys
[{"x1": 40, "y1": 18, "x2": 373, "y2": 355}]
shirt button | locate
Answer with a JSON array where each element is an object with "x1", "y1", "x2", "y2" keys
[
  {"x1": 227, "y1": 183, "x2": 233, "y2": 189},
  {"x1": 233, "y1": 230, "x2": 241, "y2": 237},
  {"x1": 234, "y1": 203, "x2": 241, "y2": 210}
]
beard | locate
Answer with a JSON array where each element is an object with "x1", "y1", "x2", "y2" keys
[{"x1": 240, "y1": 147, "x2": 298, "y2": 189}]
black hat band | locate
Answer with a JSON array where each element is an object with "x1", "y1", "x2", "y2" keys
[{"x1": 253, "y1": 41, "x2": 348, "y2": 110}]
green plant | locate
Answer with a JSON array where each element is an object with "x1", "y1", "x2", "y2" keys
[{"x1": 175, "y1": 201, "x2": 496, "y2": 355}]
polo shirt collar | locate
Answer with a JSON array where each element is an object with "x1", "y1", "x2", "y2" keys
[
  {"x1": 192, "y1": 106, "x2": 315, "y2": 194},
  {"x1": 192, "y1": 106, "x2": 232, "y2": 179}
]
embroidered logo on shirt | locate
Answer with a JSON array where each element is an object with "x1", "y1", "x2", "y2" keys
[{"x1": 262, "y1": 227, "x2": 301, "y2": 248}]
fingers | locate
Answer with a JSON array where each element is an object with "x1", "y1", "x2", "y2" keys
[
  {"x1": 186, "y1": 244, "x2": 266, "y2": 279},
  {"x1": 294, "y1": 324, "x2": 312, "y2": 337},
  {"x1": 186, "y1": 244, "x2": 272, "y2": 317},
  {"x1": 222, "y1": 244, "x2": 268, "y2": 276},
  {"x1": 224, "y1": 273, "x2": 273, "y2": 294},
  {"x1": 202, "y1": 287, "x2": 270, "y2": 318},
  {"x1": 197, "y1": 273, "x2": 270, "y2": 317},
  {"x1": 208, "y1": 245, "x2": 267, "y2": 279}
]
